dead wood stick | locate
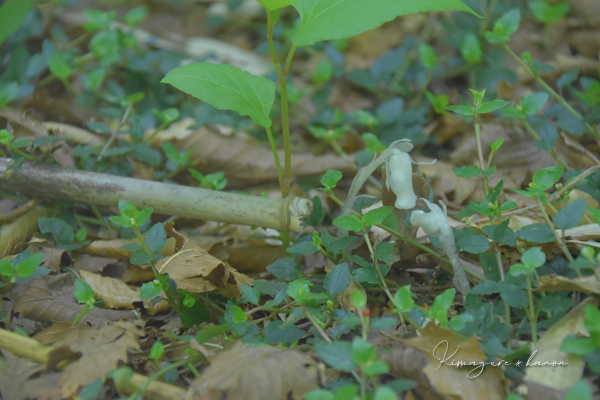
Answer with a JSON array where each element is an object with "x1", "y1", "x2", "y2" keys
[{"x1": 0, "y1": 158, "x2": 312, "y2": 231}]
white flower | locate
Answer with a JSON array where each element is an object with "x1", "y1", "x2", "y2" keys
[
  {"x1": 385, "y1": 149, "x2": 417, "y2": 209},
  {"x1": 410, "y1": 199, "x2": 471, "y2": 296}
]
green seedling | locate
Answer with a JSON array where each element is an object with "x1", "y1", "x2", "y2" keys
[{"x1": 0, "y1": 250, "x2": 44, "y2": 283}]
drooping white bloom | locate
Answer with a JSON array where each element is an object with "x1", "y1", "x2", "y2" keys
[
  {"x1": 385, "y1": 148, "x2": 417, "y2": 209},
  {"x1": 410, "y1": 199, "x2": 471, "y2": 296}
]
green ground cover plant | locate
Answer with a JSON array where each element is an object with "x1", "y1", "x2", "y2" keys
[{"x1": 0, "y1": 0, "x2": 599, "y2": 399}]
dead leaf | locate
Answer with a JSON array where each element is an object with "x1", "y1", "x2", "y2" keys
[
  {"x1": 78, "y1": 237, "x2": 176, "y2": 260},
  {"x1": 72, "y1": 255, "x2": 119, "y2": 273},
  {"x1": 43, "y1": 121, "x2": 106, "y2": 147},
  {"x1": 155, "y1": 231, "x2": 252, "y2": 297},
  {"x1": 535, "y1": 274, "x2": 600, "y2": 294},
  {"x1": 14, "y1": 276, "x2": 137, "y2": 328},
  {"x1": 59, "y1": 321, "x2": 140, "y2": 396},
  {"x1": 188, "y1": 346, "x2": 319, "y2": 400},
  {"x1": 524, "y1": 299, "x2": 596, "y2": 389},
  {"x1": 0, "y1": 207, "x2": 47, "y2": 258},
  {"x1": 0, "y1": 350, "x2": 47, "y2": 400},
  {"x1": 384, "y1": 323, "x2": 508, "y2": 400},
  {"x1": 173, "y1": 126, "x2": 354, "y2": 185},
  {"x1": 80, "y1": 270, "x2": 141, "y2": 309}
]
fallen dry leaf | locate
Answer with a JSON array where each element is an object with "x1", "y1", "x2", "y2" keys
[
  {"x1": 0, "y1": 350, "x2": 49, "y2": 400},
  {"x1": 80, "y1": 270, "x2": 142, "y2": 310},
  {"x1": 58, "y1": 321, "x2": 140, "y2": 396},
  {"x1": 535, "y1": 274, "x2": 600, "y2": 294},
  {"x1": 14, "y1": 275, "x2": 137, "y2": 328},
  {"x1": 0, "y1": 207, "x2": 47, "y2": 258},
  {"x1": 384, "y1": 323, "x2": 508, "y2": 400},
  {"x1": 188, "y1": 345, "x2": 319, "y2": 400},
  {"x1": 78, "y1": 237, "x2": 177, "y2": 260},
  {"x1": 524, "y1": 299, "x2": 596, "y2": 389}
]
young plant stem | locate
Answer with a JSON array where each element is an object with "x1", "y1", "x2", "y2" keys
[
  {"x1": 131, "y1": 226, "x2": 180, "y2": 312},
  {"x1": 500, "y1": 43, "x2": 600, "y2": 141},
  {"x1": 264, "y1": 126, "x2": 284, "y2": 191},
  {"x1": 361, "y1": 230, "x2": 422, "y2": 334},
  {"x1": 96, "y1": 104, "x2": 132, "y2": 164},
  {"x1": 525, "y1": 275, "x2": 537, "y2": 346},
  {"x1": 474, "y1": 117, "x2": 511, "y2": 333},
  {"x1": 266, "y1": 10, "x2": 294, "y2": 198}
]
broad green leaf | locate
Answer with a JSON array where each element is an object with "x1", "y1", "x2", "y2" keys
[
  {"x1": 478, "y1": 99, "x2": 510, "y2": 114},
  {"x1": 314, "y1": 341, "x2": 356, "y2": 372},
  {"x1": 351, "y1": 337, "x2": 376, "y2": 365},
  {"x1": 321, "y1": 169, "x2": 343, "y2": 188},
  {"x1": 38, "y1": 217, "x2": 74, "y2": 245},
  {"x1": 15, "y1": 252, "x2": 44, "y2": 278},
  {"x1": 257, "y1": 0, "x2": 298, "y2": 10},
  {"x1": 162, "y1": 63, "x2": 276, "y2": 127},
  {"x1": 495, "y1": 8, "x2": 521, "y2": 36},
  {"x1": 267, "y1": 257, "x2": 302, "y2": 281},
  {"x1": 287, "y1": 241, "x2": 319, "y2": 255},
  {"x1": 263, "y1": 321, "x2": 304, "y2": 344},
  {"x1": 373, "y1": 387, "x2": 397, "y2": 400},
  {"x1": 74, "y1": 279, "x2": 95, "y2": 304},
  {"x1": 522, "y1": 246, "x2": 546, "y2": 268},
  {"x1": 564, "y1": 380, "x2": 592, "y2": 400},
  {"x1": 516, "y1": 223, "x2": 555, "y2": 243},
  {"x1": 133, "y1": 207, "x2": 153, "y2": 226},
  {"x1": 499, "y1": 282, "x2": 528, "y2": 309},
  {"x1": 458, "y1": 234, "x2": 490, "y2": 254},
  {"x1": 419, "y1": 44, "x2": 437, "y2": 69},
  {"x1": 461, "y1": 33, "x2": 482, "y2": 64},
  {"x1": 428, "y1": 288, "x2": 455, "y2": 327},
  {"x1": 445, "y1": 104, "x2": 475, "y2": 116},
  {"x1": 363, "y1": 206, "x2": 393, "y2": 227},
  {"x1": 333, "y1": 215, "x2": 363, "y2": 232},
  {"x1": 291, "y1": 0, "x2": 479, "y2": 47},
  {"x1": 520, "y1": 92, "x2": 549, "y2": 116},
  {"x1": 140, "y1": 281, "x2": 162, "y2": 300},
  {"x1": 509, "y1": 263, "x2": 536, "y2": 276},
  {"x1": 118, "y1": 200, "x2": 139, "y2": 218},
  {"x1": 532, "y1": 165, "x2": 563, "y2": 191},
  {"x1": 0, "y1": 259, "x2": 13, "y2": 277},
  {"x1": 554, "y1": 198, "x2": 586, "y2": 230},
  {"x1": 470, "y1": 280, "x2": 500, "y2": 295},
  {"x1": 49, "y1": 52, "x2": 73, "y2": 81},
  {"x1": 392, "y1": 285, "x2": 415, "y2": 313},
  {"x1": 241, "y1": 284, "x2": 260, "y2": 305},
  {"x1": 324, "y1": 262, "x2": 351, "y2": 297},
  {"x1": 363, "y1": 360, "x2": 389, "y2": 377},
  {"x1": 0, "y1": 0, "x2": 32, "y2": 47}
]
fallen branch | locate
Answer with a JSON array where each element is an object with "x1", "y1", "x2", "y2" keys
[{"x1": 0, "y1": 158, "x2": 312, "y2": 231}]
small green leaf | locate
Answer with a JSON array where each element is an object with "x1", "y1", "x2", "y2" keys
[
  {"x1": 109, "y1": 216, "x2": 133, "y2": 228},
  {"x1": 324, "y1": 262, "x2": 351, "y2": 298},
  {"x1": 557, "y1": 69, "x2": 579, "y2": 90},
  {"x1": 140, "y1": 281, "x2": 162, "y2": 300},
  {"x1": 351, "y1": 337, "x2": 376, "y2": 365},
  {"x1": 419, "y1": 44, "x2": 437, "y2": 69},
  {"x1": 149, "y1": 341, "x2": 164, "y2": 360},
  {"x1": 375, "y1": 241, "x2": 394, "y2": 263},
  {"x1": 529, "y1": 1, "x2": 570, "y2": 25},
  {"x1": 263, "y1": 321, "x2": 304, "y2": 344},
  {"x1": 520, "y1": 92, "x2": 549, "y2": 116},
  {"x1": 0, "y1": 259, "x2": 14, "y2": 277},
  {"x1": 333, "y1": 215, "x2": 364, "y2": 232},
  {"x1": 267, "y1": 257, "x2": 302, "y2": 281},
  {"x1": 314, "y1": 341, "x2": 356, "y2": 372},
  {"x1": 445, "y1": 105, "x2": 475, "y2": 116},
  {"x1": 522, "y1": 246, "x2": 546, "y2": 268},
  {"x1": 554, "y1": 198, "x2": 586, "y2": 230},
  {"x1": 532, "y1": 165, "x2": 564, "y2": 191},
  {"x1": 392, "y1": 285, "x2": 415, "y2": 313},
  {"x1": 363, "y1": 207, "x2": 393, "y2": 227},
  {"x1": 79, "y1": 378, "x2": 103, "y2": 400},
  {"x1": 452, "y1": 166, "x2": 483, "y2": 178},
  {"x1": 373, "y1": 387, "x2": 397, "y2": 400},
  {"x1": 509, "y1": 263, "x2": 536, "y2": 276},
  {"x1": 145, "y1": 223, "x2": 166, "y2": 254},
  {"x1": 499, "y1": 282, "x2": 528, "y2": 309},
  {"x1": 495, "y1": 8, "x2": 521, "y2": 36},
  {"x1": 449, "y1": 313, "x2": 475, "y2": 331},
  {"x1": 321, "y1": 169, "x2": 343, "y2": 188},
  {"x1": 38, "y1": 217, "x2": 74, "y2": 245},
  {"x1": 118, "y1": 200, "x2": 139, "y2": 218},
  {"x1": 478, "y1": 99, "x2": 510, "y2": 114},
  {"x1": 287, "y1": 241, "x2": 319, "y2": 255},
  {"x1": 49, "y1": 52, "x2": 73, "y2": 81},
  {"x1": 124, "y1": 5, "x2": 147, "y2": 25},
  {"x1": 491, "y1": 138, "x2": 504, "y2": 153},
  {"x1": 130, "y1": 250, "x2": 157, "y2": 265},
  {"x1": 162, "y1": 63, "x2": 276, "y2": 128},
  {"x1": 517, "y1": 223, "x2": 555, "y2": 243},
  {"x1": 470, "y1": 280, "x2": 500, "y2": 295},
  {"x1": 0, "y1": 0, "x2": 32, "y2": 47},
  {"x1": 231, "y1": 305, "x2": 248, "y2": 323},
  {"x1": 351, "y1": 290, "x2": 366, "y2": 310},
  {"x1": 133, "y1": 207, "x2": 153, "y2": 226},
  {"x1": 428, "y1": 288, "x2": 455, "y2": 328},
  {"x1": 241, "y1": 284, "x2": 260, "y2": 305},
  {"x1": 460, "y1": 33, "x2": 482, "y2": 64},
  {"x1": 564, "y1": 380, "x2": 592, "y2": 400},
  {"x1": 363, "y1": 360, "x2": 389, "y2": 377},
  {"x1": 458, "y1": 234, "x2": 490, "y2": 254},
  {"x1": 74, "y1": 279, "x2": 95, "y2": 304},
  {"x1": 15, "y1": 252, "x2": 44, "y2": 278}
]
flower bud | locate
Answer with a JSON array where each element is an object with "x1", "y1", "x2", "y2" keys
[{"x1": 386, "y1": 149, "x2": 417, "y2": 209}]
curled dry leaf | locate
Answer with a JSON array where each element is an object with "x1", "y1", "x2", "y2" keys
[
  {"x1": 383, "y1": 323, "x2": 508, "y2": 400},
  {"x1": 156, "y1": 229, "x2": 252, "y2": 297},
  {"x1": 0, "y1": 207, "x2": 47, "y2": 258},
  {"x1": 535, "y1": 274, "x2": 600, "y2": 295},
  {"x1": 172, "y1": 126, "x2": 355, "y2": 185},
  {"x1": 524, "y1": 299, "x2": 596, "y2": 389},
  {"x1": 43, "y1": 121, "x2": 106, "y2": 147},
  {"x1": 80, "y1": 270, "x2": 141, "y2": 310},
  {"x1": 187, "y1": 346, "x2": 319, "y2": 400},
  {"x1": 14, "y1": 276, "x2": 137, "y2": 328}
]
